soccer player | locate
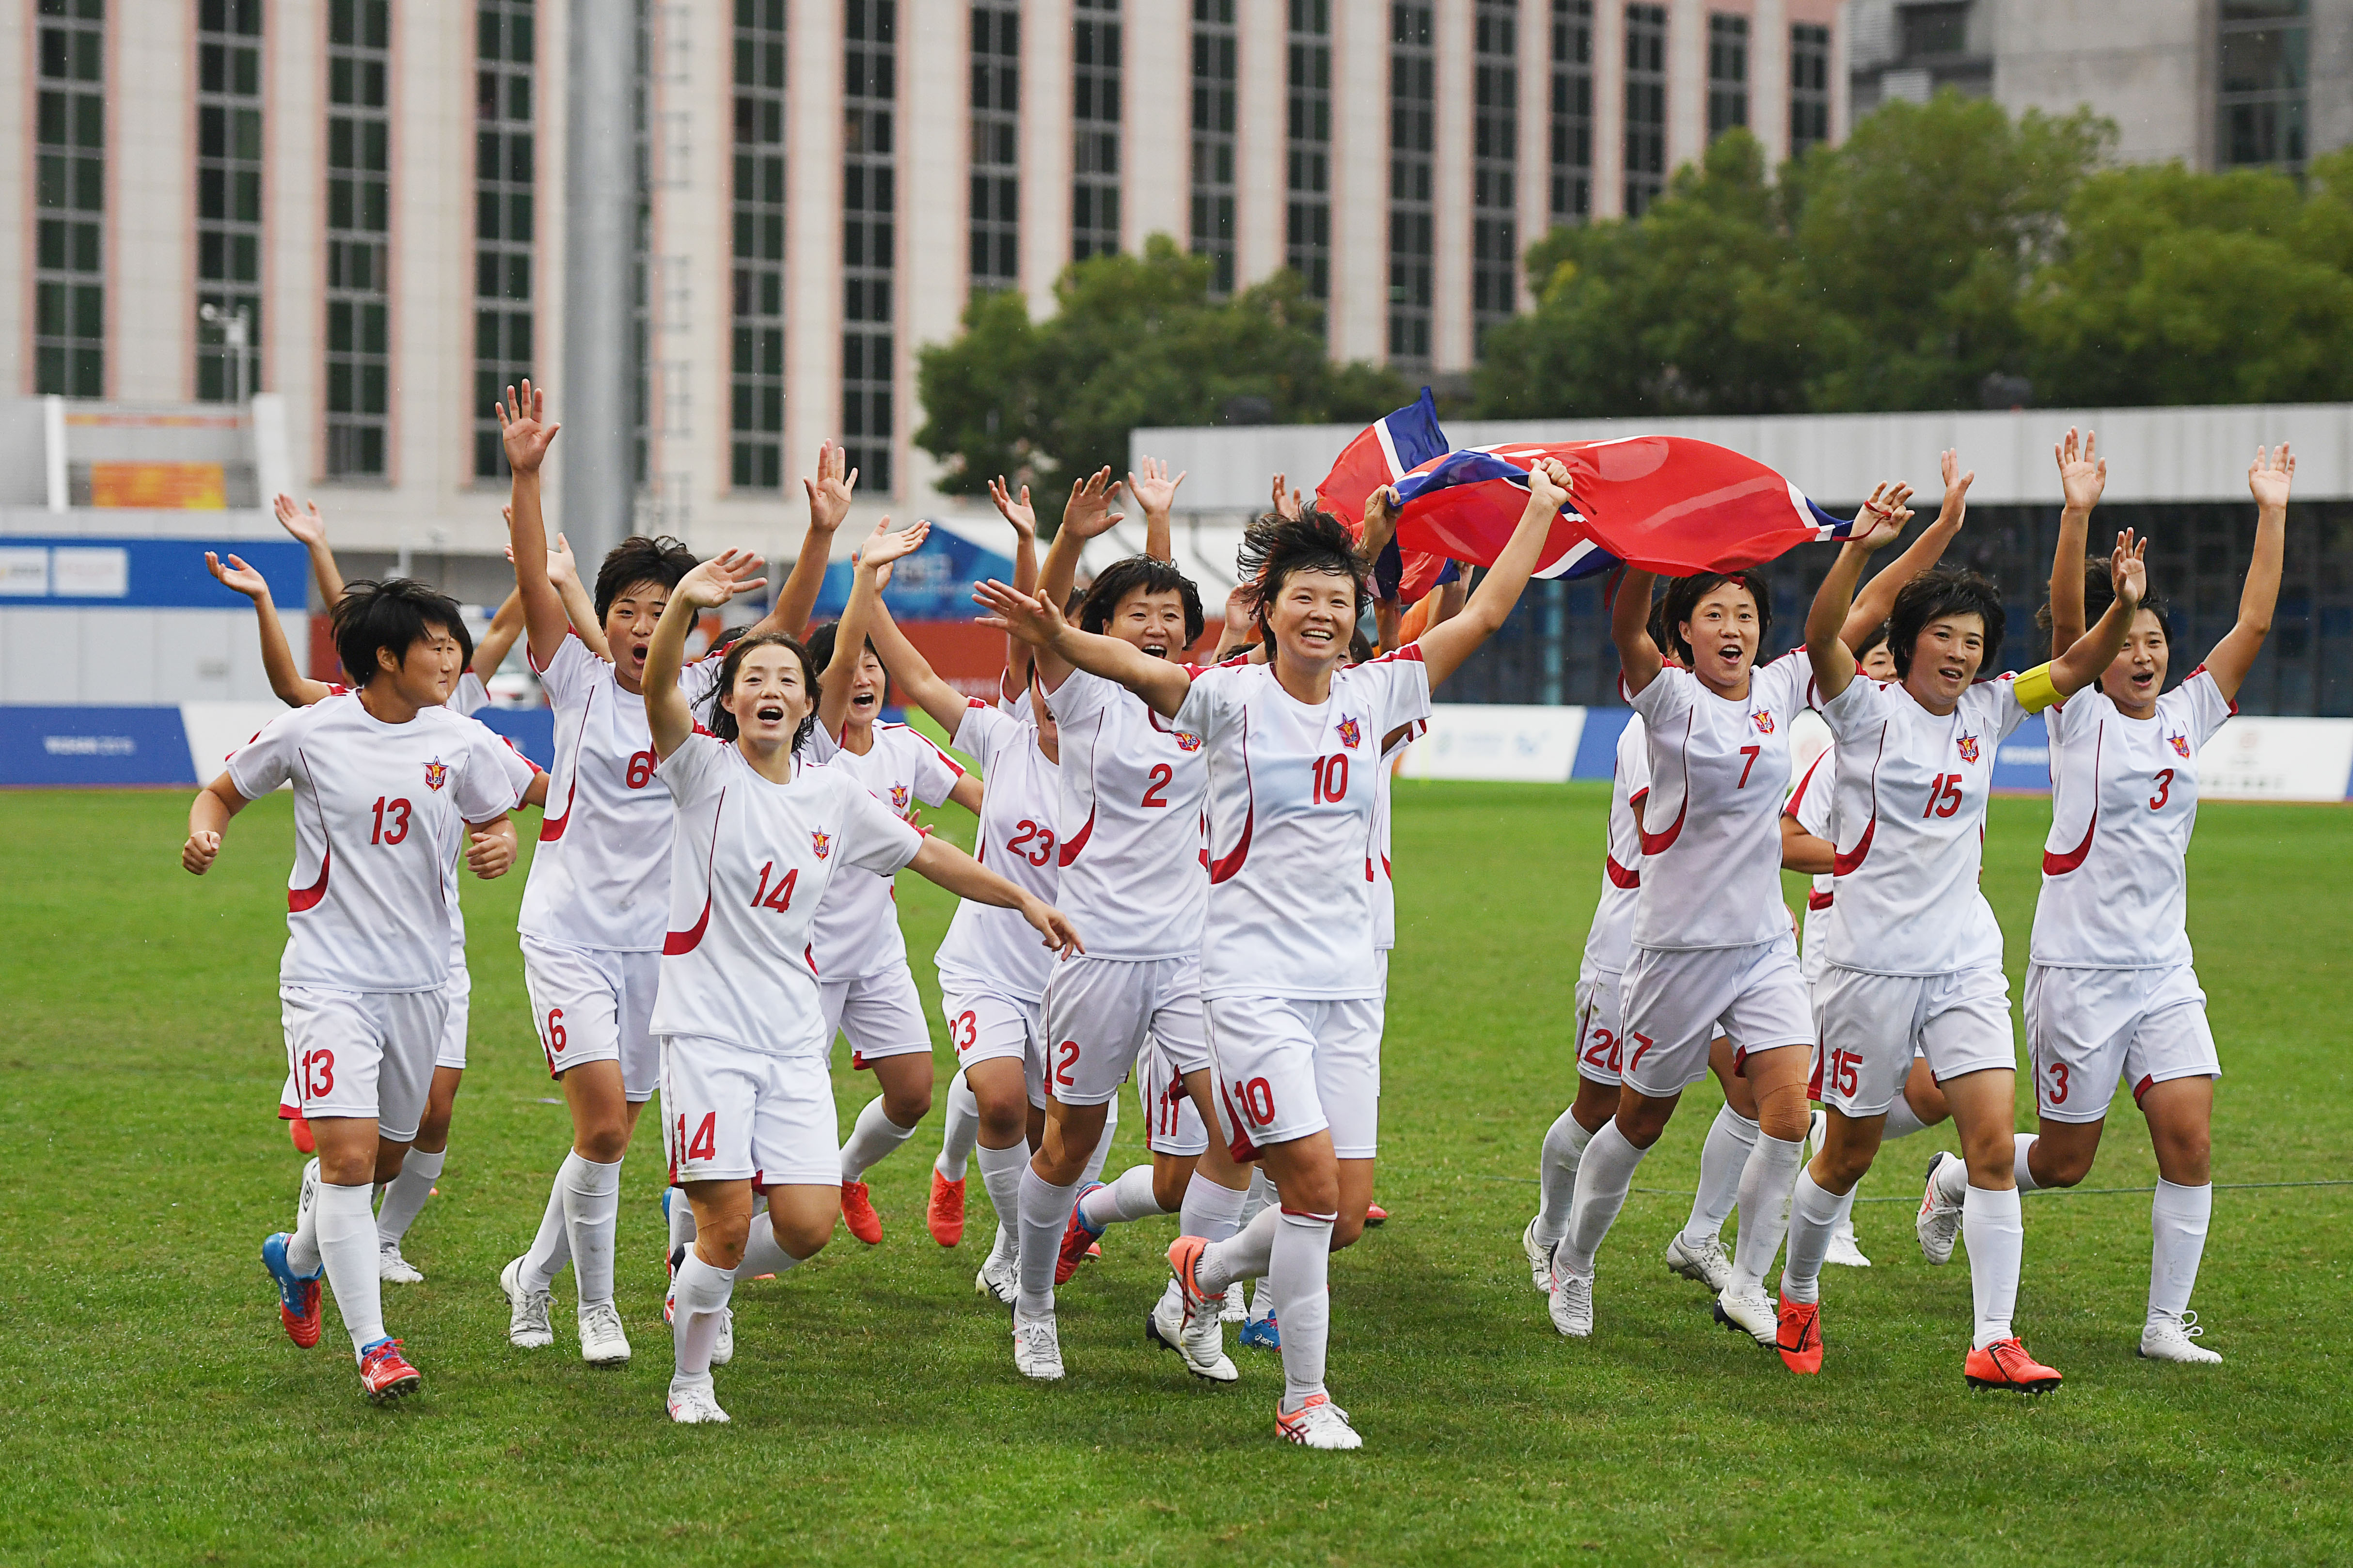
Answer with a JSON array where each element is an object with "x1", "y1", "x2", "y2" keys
[
  {"x1": 2013, "y1": 434, "x2": 2291, "y2": 1364},
  {"x1": 187, "y1": 578, "x2": 526, "y2": 1403},
  {"x1": 638, "y1": 550, "x2": 1081, "y2": 1423},
  {"x1": 978, "y1": 456, "x2": 1572, "y2": 1448},
  {"x1": 1783, "y1": 494, "x2": 2148, "y2": 1390}
]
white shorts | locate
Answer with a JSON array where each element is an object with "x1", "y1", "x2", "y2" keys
[
  {"x1": 822, "y1": 964, "x2": 933, "y2": 1067},
  {"x1": 1204, "y1": 994, "x2": 1383, "y2": 1160},
  {"x1": 942, "y1": 985, "x2": 1045, "y2": 1106},
  {"x1": 436, "y1": 963, "x2": 472, "y2": 1071},
  {"x1": 660, "y1": 1037, "x2": 840, "y2": 1187},
  {"x1": 1619, "y1": 940, "x2": 1812, "y2": 1098},
  {"x1": 2025, "y1": 963, "x2": 2219, "y2": 1125},
  {"x1": 521, "y1": 936, "x2": 662, "y2": 1102},
  {"x1": 1813, "y1": 962, "x2": 2016, "y2": 1117},
  {"x1": 1042, "y1": 953, "x2": 1208, "y2": 1107},
  {"x1": 1139, "y1": 1034, "x2": 1209, "y2": 1157},
  {"x1": 1572, "y1": 962, "x2": 1626, "y2": 1088},
  {"x1": 280, "y1": 985, "x2": 447, "y2": 1144}
]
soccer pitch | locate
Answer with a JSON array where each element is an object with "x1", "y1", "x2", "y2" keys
[{"x1": 3, "y1": 783, "x2": 2347, "y2": 1567}]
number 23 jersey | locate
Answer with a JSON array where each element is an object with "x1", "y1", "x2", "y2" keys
[{"x1": 934, "y1": 700, "x2": 1061, "y2": 1002}]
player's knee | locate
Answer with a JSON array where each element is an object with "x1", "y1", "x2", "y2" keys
[
  {"x1": 977, "y1": 1098, "x2": 1026, "y2": 1145},
  {"x1": 1752, "y1": 1086, "x2": 1810, "y2": 1144},
  {"x1": 1151, "y1": 1163, "x2": 1191, "y2": 1212},
  {"x1": 696, "y1": 1221, "x2": 751, "y2": 1270},
  {"x1": 1818, "y1": 1144, "x2": 1875, "y2": 1192},
  {"x1": 2150, "y1": 1127, "x2": 2211, "y2": 1185},
  {"x1": 2035, "y1": 1142, "x2": 2094, "y2": 1188},
  {"x1": 883, "y1": 1085, "x2": 932, "y2": 1127},
  {"x1": 1331, "y1": 1214, "x2": 1366, "y2": 1250},
  {"x1": 1616, "y1": 1102, "x2": 1672, "y2": 1149},
  {"x1": 774, "y1": 1211, "x2": 833, "y2": 1259},
  {"x1": 576, "y1": 1121, "x2": 630, "y2": 1163}
]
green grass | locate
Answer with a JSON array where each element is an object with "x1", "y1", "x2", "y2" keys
[{"x1": 2, "y1": 784, "x2": 2347, "y2": 1567}]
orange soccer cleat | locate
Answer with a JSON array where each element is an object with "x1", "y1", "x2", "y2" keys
[
  {"x1": 1055, "y1": 1182, "x2": 1106, "y2": 1286},
  {"x1": 840, "y1": 1180, "x2": 884, "y2": 1246},
  {"x1": 358, "y1": 1338, "x2": 422, "y2": 1404},
  {"x1": 1776, "y1": 1295, "x2": 1823, "y2": 1375},
  {"x1": 927, "y1": 1170, "x2": 966, "y2": 1248},
  {"x1": 1964, "y1": 1337, "x2": 2063, "y2": 1394}
]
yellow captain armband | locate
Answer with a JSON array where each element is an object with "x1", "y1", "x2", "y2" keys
[{"x1": 2011, "y1": 662, "x2": 2062, "y2": 714}]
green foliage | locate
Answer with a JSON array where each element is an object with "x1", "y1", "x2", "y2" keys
[{"x1": 916, "y1": 235, "x2": 1409, "y2": 498}]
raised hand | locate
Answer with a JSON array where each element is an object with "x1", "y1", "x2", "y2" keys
[
  {"x1": 1525, "y1": 456, "x2": 1573, "y2": 515},
  {"x1": 1271, "y1": 472, "x2": 1303, "y2": 521},
  {"x1": 547, "y1": 531, "x2": 583, "y2": 591},
  {"x1": 1850, "y1": 482, "x2": 1913, "y2": 549},
  {"x1": 2110, "y1": 529, "x2": 2148, "y2": 607},
  {"x1": 272, "y1": 493, "x2": 326, "y2": 547},
  {"x1": 804, "y1": 440, "x2": 858, "y2": 532},
  {"x1": 205, "y1": 550, "x2": 270, "y2": 601},
  {"x1": 1127, "y1": 456, "x2": 1186, "y2": 517},
  {"x1": 675, "y1": 549, "x2": 769, "y2": 612},
  {"x1": 987, "y1": 475, "x2": 1037, "y2": 538},
  {"x1": 1060, "y1": 468, "x2": 1125, "y2": 540},
  {"x1": 973, "y1": 578, "x2": 1066, "y2": 649},
  {"x1": 855, "y1": 517, "x2": 932, "y2": 571},
  {"x1": 1939, "y1": 449, "x2": 1975, "y2": 517},
  {"x1": 2249, "y1": 443, "x2": 2295, "y2": 511},
  {"x1": 1224, "y1": 580, "x2": 1258, "y2": 629},
  {"x1": 2054, "y1": 427, "x2": 2105, "y2": 513},
  {"x1": 496, "y1": 380, "x2": 559, "y2": 474}
]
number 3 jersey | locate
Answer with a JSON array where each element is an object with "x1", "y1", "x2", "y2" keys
[
  {"x1": 521, "y1": 634, "x2": 725, "y2": 953},
  {"x1": 1173, "y1": 648, "x2": 1433, "y2": 1002},
  {"x1": 648, "y1": 735, "x2": 924, "y2": 1056},
  {"x1": 2029, "y1": 667, "x2": 2234, "y2": 970},
  {"x1": 934, "y1": 700, "x2": 1061, "y2": 1002},
  {"x1": 227, "y1": 694, "x2": 527, "y2": 992}
]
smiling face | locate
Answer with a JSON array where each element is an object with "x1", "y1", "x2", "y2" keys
[
  {"x1": 1678, "y1": 582, "x2": 1762, "y2": 693},
  {"x1": 379, "y1": 622, "x2": 464, "y2": 707},
  {"x1": 1105, "y1": 586, "x2": 1191, "y2": 661},
  {"x1": 602, "y1": 578, "x2": 671, "y2": 687},
  {"x1": 1265, "y1": 566, "x2": 1358, "y2": 671},
  {"x1": 839, "y1": 645, "x2": 888, "y2": 732},
  {"x1": 2099, "y1": 606, "x2": 2169, "y2": 715},
  {"x1": 1904, "y1": 612, "x2": 1988, "y2": 710},
  {"x1": 723, "y1": 643, "x2": 813, "y2": 749},
  {"x1": 1860, "y1": 640, "x2": 1897, "y2": 680}
]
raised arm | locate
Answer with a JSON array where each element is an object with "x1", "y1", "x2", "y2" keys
[
  {"x1": 541, "y1": 527, "x2": 612, "y2": 660},
  {"x1": 1416, "y1": 459, "x2": 1574, "y2": 690},
  {"x1": 906, "y1": 834, "x2": 1083, "y2": 957},
  {"x1": 868, "y1": 593, "x2": 973, "y2": 736},
  {"x1": 1805, "y1": 498, "x2": 1909, "y2": 706},
  {"x1": 643, "y1": 551, "x2": 768, "y2": 758},
  {"x1": 2200, "y1": 445, "x2": 2291, "y2": 701},
  {"x1": 2048, "y1": 531, "x2": 2148, "y2": 699},
  {"x1": 2046, "y1": 427, "x2": 2105, "y2": 658},
  {"x1": 495, "y1": 380, "x2": 571, "y2": 667},
  {"x1": 974, "y1": 578, "x2": 1193, "y2": 719},
  {"x1": 1844, "y1": 469, "x2": 1944, "y2": 648},
  {"x1": 988, "y1": 475, "x2": 1040, "y2": 697},
  {"x1": 474, "y1": 588, "x2": 525, "y2": 680},
  {"x1": 209, "y1": 551, "x2": 334, "y2": 706},
  {"x1": 769, "y1": 440, "x2": 856, "y2": 641},
  {"x1": 1033, "y1": 468, "x2": 1126, "y2": 690},
  {"x1": 273, "y1": 493, "x2": 345, "y2": 605},
  {"x1": 818, "y1": 519, "x2": 932, "y2": 737},
  {"x1": 1611, "y1": 568, "x2": 1664, "y2": 697},
  {"x1": 1127, "y1": 456, "x2": 1184, "y2": 564},
  {"x1": 1358, "y1": 486, "x2": 1402, "y2": 580}
]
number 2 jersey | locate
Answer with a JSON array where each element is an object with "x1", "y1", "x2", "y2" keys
[
  {"x1": 1174, "y1": 648, "x2": 1433, "y2": 1001},
  {"x1": 228, "y1": 694, "x2": 528, "y2": 992},
  {"x1": 934, "y1": 699, "x2": 1061, "y2": 1002},
  {"x1": 2029, "y1": 667, "x2": 2235, "y2": 971},
  {"x1": 647, "y1": 735, "x2": 924, "y2": 1055},
  {"x1": 799, "y1": 720, "x2": 964, "y2": 980},
  {"x1": 1044, "y1": 667, "x2": 1210, "y2": 962}
]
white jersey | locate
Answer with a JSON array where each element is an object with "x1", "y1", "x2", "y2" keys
[
  {"x1": 2030, "y1": 666, "x2": 2234, "y2": 970},
  {"x1": 1818, "y1": 673, "x2": 2032, "y2": 976},
  {"x1": 449, "y1": 670, "x2": 491, "y2": 717},
  {"x1": 935, "y1": 700, "x2": 1061, "y2": 1001},
  {"x1": 1582, "y1": 713, "x2": 1652, "y2": 976},
  {"x1": 1045, "y1": 666, "x2": 1211, "y2": 961},
  {"x1": 801, "y1": 720, "x2": 963, "y2": 980},
  {"x1": 647, "y1": 735, "x2": 922, "y2": 1056},
  {"x1": 520, "y1": 634, "x2": 725, "y2": 953},
  {"x1": 1371, "y1": 718, "x2": 1426, "y2": 952},
  {"x1": 1784, "y1": 744, "x2": 1837, "y2": 983},
  {"x1": 1174, "y1": 648, "x2": 1434, "y2": 1001},
  {"x1": 227, "y1": 694, "x2": 525, "y2": 992},
  {"x1": 1626, "y1": 650, "x2": 1812, "y2": 951}
]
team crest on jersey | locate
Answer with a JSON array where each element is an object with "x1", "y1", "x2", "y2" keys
[
  {"x1": 890, "y1": 784, "x2": 911, "y2": 811},
  {"x1": 1173, "y1": 730, "x2": 1203, "y2": 752},
  {"x1": 1751, "y1": 710, "x2": 1775, "y2": 736},
  {"x1": 422, "y1": 759, "x2": 448, "y2": 792},
  {"x1": 811, "y1": 829, "x2": 832, "y2": 860},
  {"x1": 2168, "y1": 733, "x2": 2191, "y2": 758},
  {"x1": 1956, "y1": 734, "x2": 1980, "y2": 764},
  {"x1": 1336, "y1": 716, "x2": 1362, "y2": 750}
]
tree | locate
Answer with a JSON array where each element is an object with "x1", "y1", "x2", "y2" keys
[{"x1": 916, "y1": 235, "x2": 1409, "y2": 497}]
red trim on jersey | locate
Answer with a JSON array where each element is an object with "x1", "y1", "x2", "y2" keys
[
  {"x1": 1635, "y1": 712, "x2": 1691, "y2": 856},
  {"x1": 2132, "y1": 1073, "x2": 2154, "y2": 1103},
  {"x1": 661, "y1": 788, "x2": 725, "y2": 956},
  {"x1": 288, "y1": 847, "x2": 332, "y2": 913},
  {"x1": 1806, "y1": 1044, "x2": 1825, "y2": 1100},
  {"x1": 1207, "y1": 711, "x2": 1255, "y2": 884},
  {"x1": 2187, "y1": 664, "x2": 2238, "y2": 715},
  {"x1": 1628, "y1": 786, "x2": 1649, "y2": 810},
  {"x1": 538, "y1": 688, "x2": 595, "y2": 841},
  {"x1": 2041, "y1": 724, "x2": 2102, "y2": 876},
  {"x1": 1806, "y1": 888, "x2": 1833, "y2": 910},
  {"x1": 805, "y1": 943, "x2": 818, "y2": 974},
  {"x1": 1370, "y1": 643, "x2": 1426, "y2": 664},
  {"x1": 1784, "y1": 748, "x2": 1830, "y2": 820},
  {"x1": 1605, "y1": 854, "x2": 1641, "y2": 889},
  {"x1": 1057, "y1": 804, "x2": 1095, "y2": 866},
  {"x1": 1834, "y1": 725, "x2": 1889, "y2": 877}
]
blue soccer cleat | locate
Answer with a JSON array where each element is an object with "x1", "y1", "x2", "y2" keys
[{"x1": 262, "y1": 1232, "x2": 324, "y2": 1349}]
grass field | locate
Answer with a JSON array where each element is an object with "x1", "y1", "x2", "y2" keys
[{"x1": 3, "y1": 781, "x2": 2349, "y2": 1567}]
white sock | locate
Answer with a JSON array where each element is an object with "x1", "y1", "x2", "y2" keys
[
  {"x1": 560, "y1": 1153, "x2": 622, "y2": 1309},
  {"x1": 1077, "y1": 1095, "x2": 1119, "y2": 1188},
  {"x1": 665, "y1": 1186, "x2": 696, "y2": 1257},
  {"x1": 1779, "y1": 1169, "x2": 1853, "y2": 1305},
  {"x1": 1079, "y1": 1164, "x2": 1165, "y2": 1229},
  {"x1": 1725, "y1": 1132, "x2": 1804, "y2": 1294},
  {"x1": 975, "y1": 1142, "x2": 1027, "y2": 1241},
  {"x1": 841, "y1": 1095, "x2": 918, "y2": 1182},
  {"x1": 1534, "y1": 1108, "x2": 1598, "y2": 1249},
  {"x1": 2148, "y1": 1179, "x2": 2212, "y2": 1322},
  {"x1": 1241, "y1": 1164, "x2": 1275, "y2": 1224},
  {"x1": 1015, "y1": 1165, "x2": 1078, "y2": 1317},
  {"x1": 1883, "y1": 1096, "x2": 1929, "y2": 1141},
  {"x1": 2011, "y1": 1132, "x2": 2041, "y2": 1192},
  {"x1": 1933, "y1": 1149, "x2": 1971, "y2": 1206},
  {"x1": 935, "y1": 1069, "x2": 980, "y2": 1181},
  {"x1": 1246, "y1": 1276, "x2": 1276, "y2": 1323},
  {"x1": 671, "y1": 1251, "x2": 737, "y2": 1382},
  {"x1": 1556, "y1": 1121, "x2": 1647, "y2": 1279},
  {"x1": 1180, "y1": 1171, "x2": 1249, "y2": 1243},
  {"x1": 315, "y1": 1181, "x2": 386, "y2": 1356},
  {"x1": 1683, "y1": 1105, "x2": 1760, "y2": 1247},
  {"x1": 375, "y1": 1147, "x2": 444, "y2": 1248},
  {"x1": 1962, "y1": 1184, "x2": 2025, "y2": 1349},
  {"x1": 520, "y1": 1161, "x2": 573, "y2": 1292},
  {"x1": 1196, "y1": 1203, "x2": 1281, "y2": 1296},
  {"x1": 738, "y1": 1211, "x2": 807, "y2": 1279},
  {"x1": 1271, "y1": 1208, "x2": 1337, "y2": 1410},
  {"x1": 287, "y1": 1166, "x2": 324, "y2": 1277}
]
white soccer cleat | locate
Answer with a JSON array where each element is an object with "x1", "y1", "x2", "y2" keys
[
  {"x1": 500, "y1": 1255, "x2": 554, "y2": 1348},
  {"x1": 666, "y1": 1379, "x2": 731, "y2": 1424},
  {"x1": 1276, "y1": 1393, "x2": 1362, "y2": 1450},
  {"x1": 1548, "y1": 1256, "x2": 1595, "y2": 1339},
  {"x1": 975, "y1": 1232, "x2": 1017, "y2": 1306},
  {"x1": 1221, "y1": 1281, "x2": 1247, "y2": 1324},
  {"x1": 2139, "y1": 1311, "x2": 2222, "y2": 1364},
  {"x1": 1012, "y1": 1310, "x2": 1065, "y2": 1380},
  {"x1": 1823, "y1": 1216, "x2": 1872, "y2": 1268},
  {"x1": 1916, "y1": 1152, "x2": 1965, "y2": 1266},
  {"x1": 377, "y1": 1242, "x2": 424, "y2": 1284},
  {"x1": 1712, "y1": 1285, "x2": 1778, "y2": 1346},
  {"x1": 1664, "y1": 1231, "x2": 1733, "y2": 1293},
  {"x1": 710, "y1": 1308, "x2": 735, "y2": 1367},
  {"x1": 1147, "y1": 1279, "x2": 1239, "y2": 1383},
  {"x1": 578, "y1": 1300, "x2": 632, "y2": 1365},
  {"x1": 1522, "y1": 1216, "x2": 1555, "y2": 1294}
]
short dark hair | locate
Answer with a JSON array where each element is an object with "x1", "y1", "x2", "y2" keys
[
  {"x1": 1078, "y1": 555, "x2": 1207, "y2": 650},
  {"x1": 802, "y1": 619, "x2": 886, "y2": 705},
  {"x1": 1853, "y1": 620, "x2": 1892, "y2": 661},
  {"x1": 1236, "y1": 508, "x2": 1366, "y2": 643},
  {"x1": 702, "y1": 632, "x2": 820, "y2": 749},
  {"x1": 594, "y1": 535, "x2": 698, "y2": 623},
  {"x1": 2036, "y1": 558, "x2": 2171, "y2": 642},
  {"x1": 1658, "y1": 572, "x2": 1771, "y2": 667},
  {"x1": 332, "y1": 579, "x2": 469, "y2": 688},
  {"x1": 1889, "y1": 566, "x2": 2006, "y2": 677}
]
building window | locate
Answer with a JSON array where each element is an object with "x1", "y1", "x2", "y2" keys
[
  {"x1": 1550, "y1": 0, "x2": 1592, "y2": 224},
  {"x1": 2218, "y1": 0, "x2": 2308, "y2": 170},
  {"x1": 1389, "y1": 3, "x2": 1435, "y2": 369},
  {"x1": 1623, "y1": 4, "x2": 1666, "y2": 217},
  {"x1": 1902, "y1": 1, "x2": 1969, "y2": 59},
  {"x1": 35, "y1": 0, "x2": 104, "y2": 399},
  {"x1": 844, "y1": 0, "x2": 895, "y2": 493},
  {"x1": 1707, "y1": 13, "x2": 1747, "y2": 139},
  {"x1": 1192, "y1": 0, "x2": 1238, "y2": 296},
  {"x1": 970, "y1": 2, "x2": 1019, "y2": 290},
  {"x1": 326, "y1": 0, "x2": 391, "y2": 478},
  {"x1": 1472, "y1": 0, "x2": 1517, "y2": 346},
  {"x1": 1286, "y1": 0, "x2": 1331, "y2": 308},
  {"x1": 731, "y1": 0, "x2": 787, "y2": 490},
  {"x1": 196, "y1": 0, "x2": 262, "y2": 403},
  {"x1": 1073, "y1": 0, "x2": 1121, "y2": 260},
  {"x1": 1790, "y1": 22, "x2": 1830, "y2": 157},
  {"x1": 474, "y1": 0, "x2": 535, "y2": 479}
]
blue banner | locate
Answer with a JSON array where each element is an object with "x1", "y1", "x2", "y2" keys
[
  {"x1": 809, "y1": 528, "x2": 1016, "y2": 623},
  {"x1": 0, "y1": 706, "x2": 196, "y2": 785},
  {"x1": 0, "y1": 536, "x2": 311, "y2": 609}
]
